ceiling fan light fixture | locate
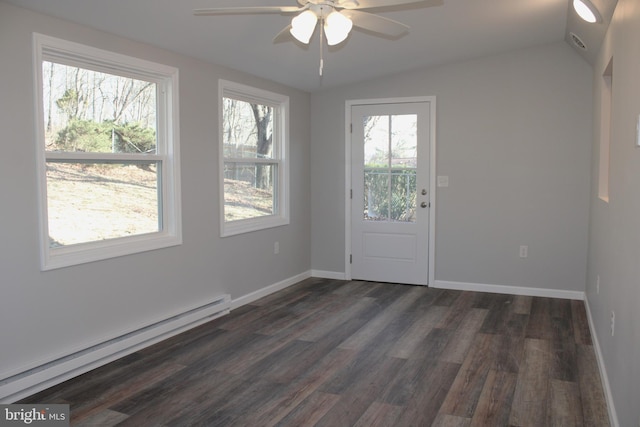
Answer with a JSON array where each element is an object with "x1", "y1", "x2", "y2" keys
[
  {"x1": 573, "y1": 0, "x2": 601, "y2": 23},
  {"x1": 290, "y1": 10, "x2": 318, "y2": 43},
  {"x1": 324, "y1": 10, "x2": 353, "y2": 45}
]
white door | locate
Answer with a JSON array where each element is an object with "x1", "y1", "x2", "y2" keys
[{"x1": 350, "y1": 101, "x2": 431, "y2": 285}]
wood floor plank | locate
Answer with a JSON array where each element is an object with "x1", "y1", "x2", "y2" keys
[
  {"x1": 18, "y1": 279, "x2": 610, "y2": 427},
  {"x1": 68, "y1": 360, "x2": 186, "y2": 424},
  {"x1": 440, "y1": 308, "x2": 489, "y2": 364},
  {"x1": 387, "y1": 305, "x2": 448, "y2": 359},
  {"x1": 469, "y1": 369, "x2": 517, "y2": 427},
  {"x1": 392, "y1": 361, "x2": 461, "y2": 426},
  {"x1": 577, "y1": 344, "x2": 611, "y2": 427},
  {"x1": 436, "y1": 291, "x2": 481, "y2": 330},
  {"x1": 508, "y1": 338, "x2": 552, "y2": 426},
  {"x1": 297, "y1": 296, "x2": 378, "y2": 342},
  {"x1": 238, "y1": 347, "x2": 357, "y2": 427},
  {"x1": 352, "y1": 402, "x2": 404, "y2": 427},
  {"x1": 525, "y1": 297, "x2": 553, "y2": 340},
  {"x1": 571, "y1": 300, "x2": 592, "y2": 345},
  {"x1": 549, "y1": 315, "x2": 578, "y2": 382},
  {"x1": 440, "y1": 333, "x2": 499, "y2": 418},
  {"x1": 73, "y1": 409, "x2": 129, "y2": 427},
  {"x1": 491, "y1": 313, "x2": 528, "y2": 373},
  {"x1": 111, "y1": 367, "x2": 245, "y2": 426},
  {"x1": 338, "y1": 285, "x2": 426, "y2": 351},
  {"x1": 548, "y1": 379, "x2": 584, "y2": 427},
  {"x1": 381, "y1": 330, "x2": 456, "y2": 406},
  {"x1": 255, "y1": 292, "x2": 341, "y2": 336},
  {"x1": 272, "y1": 391, "x2": 341, "y2": 427},
  {"x1": 432, "y1": 413, "x2": 472, "y2": 427},
  {"x1": 511, "y1": 295, "x2": 533, "y2": 315},
  {"x1": 315, "y1": 356, "x2": 407, "y2": 426},
  {"x1": 330, "y1": 280, "x2": 378, "y2": 298}
]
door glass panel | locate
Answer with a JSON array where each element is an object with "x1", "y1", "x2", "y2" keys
[
  {"x1": 363, "y1": 114, "x2": 417, "y2": 222},
  {"x1": 364, "y1": 169, "x2": 389, "y2": 220},
  {"x1": 390, "y1": 170, "x2": 416, "y2": 221},
  {"x1": 364, "y1": 116, "x2": 389, "y2": 168},
  {"x1": 391, "y1": 115, "x2": 417, "y2": 168}
]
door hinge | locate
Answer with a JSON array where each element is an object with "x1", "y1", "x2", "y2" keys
[
  {"x1": 350, "y1": 123, "x2": 353, "y2": 133},
  {"x1": 350, "y1": 189, "x2": 353, "y2": 199},
  {"x1": 350, "y1": 254, "x2": 352, "y2": 264}
]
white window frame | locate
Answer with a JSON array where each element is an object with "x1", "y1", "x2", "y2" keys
[
  {"x1": 219, "y1": 80, "x2": 289, "y2": 237},
  {"x1": 33, "y1": 33, "x2": 182, "y2": 270}
]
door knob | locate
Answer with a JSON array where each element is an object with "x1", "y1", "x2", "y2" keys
[
  {"x1": 421, "y1": 189, "x2": 427, "y2": 195},
  {"x1": 421, "y1": 202, "x2": 428, "y2": 208}
]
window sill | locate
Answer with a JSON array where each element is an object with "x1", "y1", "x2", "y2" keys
[
  {"x1": 221, "y1": 216, "x2": 289, "y2": 237},
  {"x1": 42, "y1": 232, "x2": 182, "y2": 271}
]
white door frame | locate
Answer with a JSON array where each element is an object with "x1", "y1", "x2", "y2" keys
[{"x1": 345, "y1": 96, "x2": 436, "y2": 285}]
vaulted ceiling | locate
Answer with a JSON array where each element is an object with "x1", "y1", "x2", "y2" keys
[{"x1": 3, "y1": 0, "x2": 617, "y2": 92}]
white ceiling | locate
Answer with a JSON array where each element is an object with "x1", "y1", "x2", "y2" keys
[{"x1": 3, "y1": 0, "x2": 615, "y2": 92}]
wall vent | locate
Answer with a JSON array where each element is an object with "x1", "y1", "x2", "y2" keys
[{"x1": 570, "y1": 32, "x2": 588, "y2": 50}]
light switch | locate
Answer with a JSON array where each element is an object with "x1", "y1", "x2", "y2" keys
[{"x1": 437, "y1": 176, "x2": 449, "y2": 187}]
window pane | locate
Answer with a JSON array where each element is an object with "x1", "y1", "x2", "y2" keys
[
  {"x1": 46, "y1": 162, "x2": 160, "y2": 247},
  {"x1": 364, "y1": 169, "x2": 389, "y2": 220},
  {"x1": 390, "y1": 114, "x2": 417, "y2": 168},
  {"x1": 43, "y1": 61, "x2": 157, "y2": 154},
  {"x1": 224, "y1": 163, "x2": 275, "y2": 221},
  {"x1": 223, "y1": 97, "x2": 273, "y2": 159},
  {"x1": 364, "y1": 115, "x2": 389, "y2": 168},
  {"x1": 390, "y1": 169, "x2": 417, "y2": 222}
]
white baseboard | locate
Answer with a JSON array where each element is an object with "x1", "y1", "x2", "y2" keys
[
  {"x1": 583, "y1": 295, "x2": 620, "y2": 427},
  {"x1": 230, "y1": 271, "x2": 312, "y2": 310},
  {"x1": 0, "y1": 295, "x2": 231, "y2": 403},
  {"x1": 310, "y1": 270, "x2": 346, "y2": 280},
  {"x1": 432, "y1": 280, "x2": 585, "y2": 300}
]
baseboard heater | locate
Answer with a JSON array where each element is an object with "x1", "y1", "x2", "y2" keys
[{"x1": 0, "y1": 294, "x2": 231, "y2": 403}]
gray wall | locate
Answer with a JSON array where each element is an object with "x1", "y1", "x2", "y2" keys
[
  {"x1": 311, "y1": 42, "x2": 593, "y2": 293},
  {"x1": 0, "y1": 2, "x2": 310, "y2": 380},
  {"x1": 587, "y1": 0, "x2": 640, "y2": 424}
]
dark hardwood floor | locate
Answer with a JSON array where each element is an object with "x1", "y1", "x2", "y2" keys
[{"x1": 21, "y1": 278, "x2": 610, "y2": 426}]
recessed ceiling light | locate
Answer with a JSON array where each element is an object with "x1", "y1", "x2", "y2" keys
[{"x1": 573, "y1": 0, "x2": 601, "y2": 23}]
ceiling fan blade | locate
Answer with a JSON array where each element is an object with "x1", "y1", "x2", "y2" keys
[
  {"x1": 342, "y1": 10, "x2": 409, "y2": 37},
  {"x1": 273, "y1": 25, "x2": 293, "y2": 43},
  {"x1": 194, "y1": 6, "x2": 303, "y2": 15},
  {"x1": 337, "y1": 0, "x2": 437, "y2": 10}
]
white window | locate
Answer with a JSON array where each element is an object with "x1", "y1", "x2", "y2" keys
[
  {"x1": 219, "y1": 80, "x2": 289, "y2": 236},
  {"x1": 34, "y1": 34, "x2": 181, "y2": 270}
]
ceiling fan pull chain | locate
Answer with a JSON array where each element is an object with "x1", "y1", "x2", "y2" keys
[{"x1": 319, "y1": 18, "x2": 324, "y2": 76}]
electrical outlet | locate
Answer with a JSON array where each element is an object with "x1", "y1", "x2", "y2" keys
[
  {"x1": 519, "y1": 245, "x2": 528, "y2": 258},
  {"x1": 596, "y1": 275, "x2": 600, "y2": 295},
  {"x1": 274, "y1": 241, "x2": 279, "y2": 254},
  {"x1": 610, "y1": 311, "x2": 615, "y2": 336}
]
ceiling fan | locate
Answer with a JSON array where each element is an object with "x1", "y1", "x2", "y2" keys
[{"x1": 194, "y1": 0, "x2": 436, "y2": 75}]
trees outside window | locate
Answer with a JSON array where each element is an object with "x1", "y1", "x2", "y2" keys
[
  {"x1": 220, "y1": 80, "x2": 289, "y2": 236},
  {"x1": 34, "y1": 34, "x2": 181, "y2": 270}
]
